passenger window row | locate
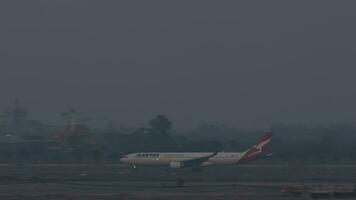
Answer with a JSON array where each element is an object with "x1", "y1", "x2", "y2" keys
[{"x1": 136, "y1": 153, "x2": 159, "y2": 157}]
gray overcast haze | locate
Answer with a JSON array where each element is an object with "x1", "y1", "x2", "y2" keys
[{"x1": 1, "y1": 1, "x2": 356, "y2": 129}]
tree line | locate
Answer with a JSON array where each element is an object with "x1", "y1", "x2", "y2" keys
[{"x1": 0, "y1": 115, "x2": 356, "y2": 163}]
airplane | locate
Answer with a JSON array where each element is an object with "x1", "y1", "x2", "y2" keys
[{"x1": 120, "y1": 132, "x2": 273, "y2": 169}]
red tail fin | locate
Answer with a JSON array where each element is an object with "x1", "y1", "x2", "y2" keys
[{"x1": 240, "y1": 132, "x2": 273, "y2": 162}]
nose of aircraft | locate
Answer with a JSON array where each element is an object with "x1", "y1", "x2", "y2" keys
[{"x1": 120, "y1": 156, "x2": 128, "y2": 163}]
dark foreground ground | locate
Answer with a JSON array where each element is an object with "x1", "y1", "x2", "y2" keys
[{"x1": 0, "y1": 163, "x2": 355, "y2": 199}]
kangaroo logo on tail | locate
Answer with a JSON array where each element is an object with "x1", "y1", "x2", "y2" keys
[{"x1": 240, "y1": 132, "x2": 273, "y2": 162}]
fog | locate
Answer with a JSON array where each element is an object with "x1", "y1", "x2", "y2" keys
[{"x1": 1, "y1": 1, "x2": 356, "y2": 129}]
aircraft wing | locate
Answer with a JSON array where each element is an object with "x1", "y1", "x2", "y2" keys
[{"x1": 182, "y1": 152, "x2": 218, "y2": 167}]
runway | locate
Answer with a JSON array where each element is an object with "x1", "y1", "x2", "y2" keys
[
  {"x1": 0, "y1": 164, "x2": 355, "y2": 199},
  {"x1": 0, "y1": 181, "x2": 297, "y2": 200}
]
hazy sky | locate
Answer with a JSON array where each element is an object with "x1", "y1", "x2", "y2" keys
[{"x1": 1, "y1": 1, "x2": 356, "y2": 129}]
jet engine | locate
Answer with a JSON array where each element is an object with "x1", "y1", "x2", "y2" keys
[{"x1": 169, "y1": 161, "x2": 184, "y2": 168}]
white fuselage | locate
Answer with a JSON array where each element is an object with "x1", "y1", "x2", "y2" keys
[
  {"x1": 120, "y1": 132, "x2": 272, "y2": 168},
  {"x1": 120, "y1": 152, "x2": 244, "y2": 167}
]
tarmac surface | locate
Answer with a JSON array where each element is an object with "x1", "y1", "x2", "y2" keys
[{"x1": 0, "y1": 163, "x2": 355, "y2": 199}]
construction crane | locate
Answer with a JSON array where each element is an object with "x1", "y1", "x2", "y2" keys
[
  {"x1": 61, "y1": 109, "x2": 77, "y2": 131},
  {"x1": 55, "y1": 109, "x2": 97, "y2": 144}
]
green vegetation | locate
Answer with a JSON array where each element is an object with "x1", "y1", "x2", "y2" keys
[{"x1": 0, "y1": 115, "x2": 356, "y2": 163}]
